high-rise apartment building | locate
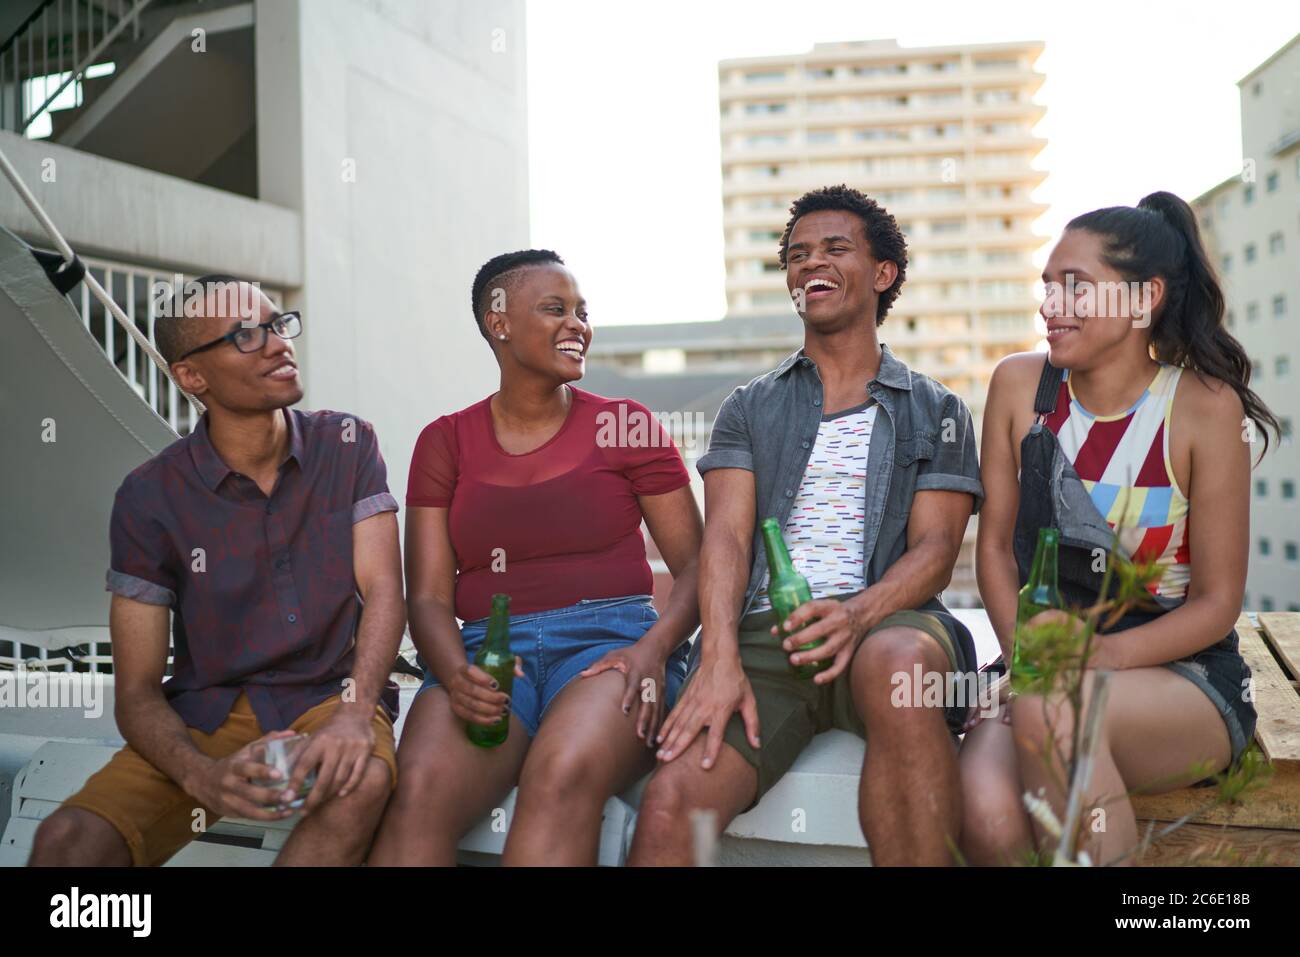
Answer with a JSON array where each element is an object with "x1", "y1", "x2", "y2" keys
[
  {"x1": 718, "y1": 38, "x2": 1048, "y2": 414},
  {"x1": 583, "y1": 39, "x2": 1050, "y2": 605},
  {"x1": 1193, "y1": 33, "x2": 1300, "y2": 613}
]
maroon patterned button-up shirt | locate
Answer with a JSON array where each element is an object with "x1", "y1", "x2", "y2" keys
[{"x1": 107, "y1": 408, "x2": 400, "y2": 733}]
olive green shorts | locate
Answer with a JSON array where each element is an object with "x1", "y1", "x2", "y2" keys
[{"x1": 686, "y1": 601, "x2": 970, "y2": 811}]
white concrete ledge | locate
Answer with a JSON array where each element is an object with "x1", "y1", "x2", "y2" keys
[
  {"x1": 0, "y1": 131, "x2": 302, "y2": 285},
  {"x1": 0, "y1": 734, "x2": 872, "y2": 867}
]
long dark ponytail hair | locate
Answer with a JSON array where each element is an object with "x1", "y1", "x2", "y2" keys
[{"x1": 1067, "y1": 190, "x2": 1279, "y2": 457}]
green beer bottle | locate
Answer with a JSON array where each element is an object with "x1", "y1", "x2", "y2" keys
[
  {"x1": 760, "y1": 517, "x2": 827, "y2": 679},
  {"x1": 1011, "y1": 528, "x2": 1062, "y2": 693},
  {"x1": 467, "y1": 593, "x2": 514, "y2": 748}
]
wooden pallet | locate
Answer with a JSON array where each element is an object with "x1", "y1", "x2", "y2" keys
[{"x1": 1132, "y1": 613, "x2": 1300, "y2": 865}]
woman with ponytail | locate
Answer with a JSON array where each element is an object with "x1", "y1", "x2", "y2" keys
[{"x1": 959, "y1": 191, "x2": 1279, "y2": 865}]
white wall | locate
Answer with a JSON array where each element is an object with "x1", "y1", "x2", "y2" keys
[{"x1": 256, "y1": 0, "x2": 530, "y2": 505}]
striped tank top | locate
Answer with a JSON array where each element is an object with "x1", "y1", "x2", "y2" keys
[{"x1": 1042, "y1": 364, "x2": 1190, "y2": 601}]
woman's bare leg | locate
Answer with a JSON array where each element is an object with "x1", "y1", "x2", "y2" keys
[
  {"x1": 369, "y1": 688, "x2": 529, "y2": 865},
  {"x1": 959, "y1": 716, "x2": 1035, "y2": 865},
  {"x1": 502, "y1": 671, "x2": 656, "y2": 865},
  {"x1": 1012, "y1": 667, "x2": 1231, "y2": 866}
]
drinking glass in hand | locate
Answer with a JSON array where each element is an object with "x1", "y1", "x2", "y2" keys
[{"x1": 255, "y1": 733, "x2": 317, "y2": 810}]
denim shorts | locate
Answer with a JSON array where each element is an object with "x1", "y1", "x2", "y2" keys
[
  {"x1": 417, "y1": 595, "x2": 690, "y2": 736},
  {"x1": 1163, "y1": 630, "x2": 1257, "y2": 770}
]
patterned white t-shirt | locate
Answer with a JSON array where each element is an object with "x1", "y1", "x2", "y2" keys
[{"x1": 751, "y1": 400, "x2": 875, "y2": 613}]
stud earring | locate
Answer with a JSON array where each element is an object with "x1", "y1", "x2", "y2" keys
[{"x1": 499, "y1": 334, "x2": 507, "y2": 341}]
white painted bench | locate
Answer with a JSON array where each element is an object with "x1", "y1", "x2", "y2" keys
[
  {"x1": 1, "y1": 611, "x2": 1006, "y2": 866},
  {"x1": 1, "y1": 731, "x2": 871, "y2": 866}
]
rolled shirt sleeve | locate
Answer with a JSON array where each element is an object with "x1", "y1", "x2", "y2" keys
[
  {"x1": 915, "y1": 392, "x2": 985, "y2": 513},
  {"x1": 351, "y1": 417, "x2": 399, "y2": 524},
  {"x1": 615, "y1": 400, "x2": 692, "y2": 496},
  {"x1": 105, "y1": 477, "x2": 178, "y2": 607},
  {"x1": 697, "y1": 388, "x2": 755, "y2": 475}
]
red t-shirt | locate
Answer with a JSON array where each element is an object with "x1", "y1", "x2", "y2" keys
[{"x1": 407, "y1": 387, "x2": 690, "y2": 621}]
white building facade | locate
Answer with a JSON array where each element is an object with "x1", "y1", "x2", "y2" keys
[{"x1": 1194, "y1": 34, "x2": 1300, "y2": 613}]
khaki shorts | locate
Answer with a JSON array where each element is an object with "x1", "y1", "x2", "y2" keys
[
  {"x1": 61, "y1": 692, "x2": 397, "y2": 866},
  {"x1": 688, "y1": 602, "x2": 969, "y2": 810}
]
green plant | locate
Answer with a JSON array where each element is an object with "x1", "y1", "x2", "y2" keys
[{"x1": 1012, "y1": 533, "x2": 1266, "y2": 866}]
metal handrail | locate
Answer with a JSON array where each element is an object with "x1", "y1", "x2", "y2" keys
[
  {"x1": 0, "y1": 142, "x2": 204, "y2": 416},
  {"x1": 0, "y1": 0, "x2": 151, "y2": 135},
  {"x1": 0, "y1": 1, "x2": 57, "y2": 55}
]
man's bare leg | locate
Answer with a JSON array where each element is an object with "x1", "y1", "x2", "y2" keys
[
  {"x1": 627, "y1": 735, "x2": 757, "y2": 866},
  {"x1": 852, "y1": 626, "x2": 962, "y2": 866},
  {"x1": 274, "y1": 756, "x2": 392, "y2": 866},
  {"x1": 28, "y1": 808, "x2": 132, "y2": 867}
]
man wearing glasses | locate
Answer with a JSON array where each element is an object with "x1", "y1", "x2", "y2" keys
[{"x1": 29, "y1": 275, "x2": 405, "y2": 866}]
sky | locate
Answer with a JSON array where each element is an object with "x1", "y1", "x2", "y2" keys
[{"x1": 524, "y1": 0, "x2": 1300, "y2": 327}]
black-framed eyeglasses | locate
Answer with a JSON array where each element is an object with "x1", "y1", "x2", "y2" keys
[{"x1": 177, "y1": 311, "x2": 303, "y2": 361}]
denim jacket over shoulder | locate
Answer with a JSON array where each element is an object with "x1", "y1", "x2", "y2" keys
[{"x1": 697, "y1": 343, "x2": 984, "y2": 618}]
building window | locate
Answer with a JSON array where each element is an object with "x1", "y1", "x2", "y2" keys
[
  {"x1": 853, "y1": 63, "x2": 907, "y2": 77},
  {"x1": 1259, "y1": 537, "x2": 1272, "y2": 557},
  {"x1": 1271, "y1": 232, "x2": 1285, "y2": 255},
  {"x1": 854, "y1": 127, "x2": 908, "y2": 142},
  {"x1": 1247, "y1": 301, "x2": 1259, "y2": 321},
  {"x1": 1286, "y1": 542, "x2": 1299, "y2": 562},
  {"x1": 806, "y1": 130, "x2": 837, "y2": 145},
  {"x1": 1226, "y1": 309, "x2": 1235, "y2": 328},
  {"x1": 1252, "y1": 81, "x2": 1262, "y2": 97},
  {"x1": 1261, "y1": 596, "x2": 1275, "y2": 612},
  {"x1": 1275, "y1": 294, "x2": 1288, "y2": 318},
  {"x1": 1221, "y1": 253, "x2": 1232, "y2": 273},
  {"x1": 745, "y1": 70, "x2": 786, "y2": 83},
  {"x1": 975, "y1": 89, "x2": 1018, "y2": 105},
  {"x1": 1283, "y1": 480, "x2": 1296, "y2": 499},
  {"x1": 1252, "y1": 359, "x2": 1263, "y2": 381},
  {"x1": 1245, "y1": 243, "x2": 1257, "y2": 263},
  {"x1": 1277, "y1": 356, "x2": 1291, "y2": 377},
  {"x1": 1256, "y1": 478, "x2": 1269, "y2": 497},
  {"x1": 1245, "y1": 185, "x2": 1255, "y2": 204},
  {"x1": 1282, "y1": 417, "x2": 1294, "y2": 440},
  {"x1": 1267, "y1": 171, "x2": 1279, "y2": 192},
  {"x1": 975, "y1": 58, "x2": 1019, "y2": 71}
]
